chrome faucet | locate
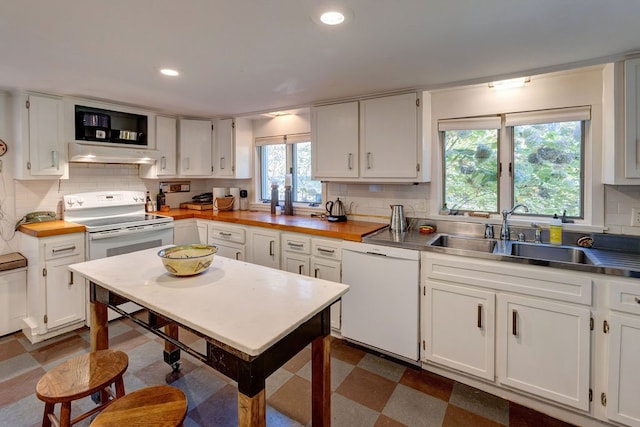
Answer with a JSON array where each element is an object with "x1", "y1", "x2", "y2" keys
[
  {"x1": 532, "y1": 222, "x2": 542, "y2": 244},
  {"x1": 500, "y1": 204, "x2": 528, "y2": 240}
]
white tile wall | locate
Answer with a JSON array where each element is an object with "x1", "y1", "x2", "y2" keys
[
  {"x1": 604, "y1": 185, "x2": 640, "y2": 235},
  {"x1": 326, "y1": 182, "x2": 431, "y2": 224}
]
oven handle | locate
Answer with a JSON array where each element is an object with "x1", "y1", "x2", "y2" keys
[{"x1": 89, "y1": 222, "x2": 174, "y2": 240}]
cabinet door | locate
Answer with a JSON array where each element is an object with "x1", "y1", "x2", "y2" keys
[
  {"x1": 497, "y1": 294, "x2": 590, "y2": 410},
  {"x1": 424, "y1": 280, "x2": 495, "y2": 380},
  {"x1": 179, "y1": 119, "x2": 212, "y2": 176},
  {"x1": 310, "y1": 257, "x2": 342, "y2": 330},
  {"x1": 27, "y1": 94, "x2": 65, "y2": 177},
  {"x1": 311, "y1": 102, "x2": 359, "y2": 179},
  {"x1": 360, "y1": 93, "x2": 418, "y2": 178},
  {"x1": 625, "y1": 58, "x2": 640, "y2": 178},
  {"x1": 196, "y1": 221, "x2": 208, "y2": 244},
  {"x1": 251, "y1": 230, "x2": 280, "y2": 269},
  {"x1": 173, "y1": 219, "x2": 199, "y2": 245},
  {"x1": 607, "y1": 313, "x2": 640, "y2": 426},
  {"x1": 283, "y1": 253, "x2": 310, "y2": 276},
  {"x1": 156, "y1": 116, "x2": 177, "y2": 176},
  {"x1": 45, "y1": 254, "x2": 85, "y2": 330},
  {"x1": 214, "y1": 118, "x2": 234, "y2": 177},
  {"x1": 213, "y1": 243, "x2": 245, "y2": 261}
]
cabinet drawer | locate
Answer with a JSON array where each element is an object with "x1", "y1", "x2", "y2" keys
[
  {"x1": 209, "y1": 223, "x2": 245, "y2": 244},
  {"x1": 45, "y1": 238, "x2": 83, "y2": 260},
  {"x1": 312, "y1": 238, "x2": 342, "y2": 261},
  {"x1": 608, "y1": 279, "x2": 640, "y2": 315},
  {"x1": 282, "y1": 234, "x2": 311, "y2": 254}
]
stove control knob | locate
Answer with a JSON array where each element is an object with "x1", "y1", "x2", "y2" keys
[
  {"x1": 66, "y1": 198, "x2": 75, "y2": 207},
  {"x1": 77, "y1": 198, "x2": 84, "y2": 206}
]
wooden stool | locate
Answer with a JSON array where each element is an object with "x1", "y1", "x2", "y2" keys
[
  {"x1": 90, "y1": 385, "x2": 187, "y2": 427},
  {"x1": 36, "y1": 349, "x2": 128, "y2": 427}
]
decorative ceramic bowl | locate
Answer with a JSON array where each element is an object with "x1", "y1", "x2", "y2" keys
[{"x1": 158, "y1": 244, "x2": 217, "y2": 276}]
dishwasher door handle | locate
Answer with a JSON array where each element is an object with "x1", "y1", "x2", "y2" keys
[{"x1": 365, "y1": 251, "x2": 387, "y2": 256}]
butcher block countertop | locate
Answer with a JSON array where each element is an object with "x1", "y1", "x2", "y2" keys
[
  {"x1": 157, "y1": 208, "x2": 387, "y2": 242},
  {"x1": 18, "y1": 220, "x2": 86, "y2": 237}
]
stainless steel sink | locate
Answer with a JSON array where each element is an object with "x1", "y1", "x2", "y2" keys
[
  {"x1": 509, "y1": 242, "x2": 596, "y2": 264},
  {"x1": 429, "y1": 234, "x2": 497, "y2": 253}
]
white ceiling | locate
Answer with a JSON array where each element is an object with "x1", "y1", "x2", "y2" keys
[{"x1": 1, "y1": 0, "x2": 639, "y2": 118}]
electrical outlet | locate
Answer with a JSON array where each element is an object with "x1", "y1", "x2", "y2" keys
[{"x1": 632, "y1": 208, "x2": 640, "y2": 227}]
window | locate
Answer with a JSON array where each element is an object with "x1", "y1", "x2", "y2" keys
[
  {"x1": 257, "y1": 133, "x2": 322, "y2": 204},
  {"x1": 440, "y1": 107, "x2": 589, "y2": 218}
]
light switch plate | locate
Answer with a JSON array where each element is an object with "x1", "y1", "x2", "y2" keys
[{"x1": 631, "y1": 208, "x2": 640, "y2": 227}]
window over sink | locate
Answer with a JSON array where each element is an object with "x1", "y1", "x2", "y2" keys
[{"x1": 440, "y1": 106, "x2": 589, "y2": 218}]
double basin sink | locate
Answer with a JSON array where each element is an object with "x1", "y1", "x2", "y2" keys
[{"x1": 429, "y1": 234, "x2": 596, "y2": 265}]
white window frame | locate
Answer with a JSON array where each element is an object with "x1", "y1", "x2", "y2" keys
[{"x1": 439, "y1": 106, "x2": 591, "y2": 219}]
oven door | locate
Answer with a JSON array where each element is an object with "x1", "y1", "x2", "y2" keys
[
  {"x1": 87, "y1": 224, "x2": 174, "y2": 260},
  {"x1": 86, "y1": 223, "x2": 174, "y2": 322}
]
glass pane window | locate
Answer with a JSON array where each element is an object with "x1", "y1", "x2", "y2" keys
[
  {"x1": 512, "y1": 121, "x2": 583, "y2": 217},
  {"x1": 259, "y1": 140, "x2": 322, "y2": 204},
  {"x1": 443, "y1": 129, "x2": 499, "y2": 212}
]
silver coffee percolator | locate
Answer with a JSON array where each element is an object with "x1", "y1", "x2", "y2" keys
[{"x1": 389, "y1": 204, "x2": 407, "y2": 232}]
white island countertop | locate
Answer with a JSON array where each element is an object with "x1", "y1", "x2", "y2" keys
[{"x1": 69, "y1": 246, "x2": 349, "y2": 357}]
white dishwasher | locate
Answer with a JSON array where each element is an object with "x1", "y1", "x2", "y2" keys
[{"x1": 341, "y1": 240, "x2": 420, "y2": 362}]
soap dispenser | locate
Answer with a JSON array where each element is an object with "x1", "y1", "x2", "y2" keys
[{"x1": 549, "y1": 213, "x2": 562, "y2": 245}]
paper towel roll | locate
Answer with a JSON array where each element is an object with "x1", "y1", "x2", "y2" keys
[
  {"x1": 213, "y1": 187, "x2": 226, "y2": 211},
  {"x1": 229, "y1": 188, "x2": 240, "y2": 210}
]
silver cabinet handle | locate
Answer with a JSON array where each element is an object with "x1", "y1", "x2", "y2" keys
[
  {"x1": 269, "y1": 240, "x2": 275, "y2": 256},
  {"x1": 288, "y1": 242, "x2": 304, "y2": 248},
  {"x1": 314, "y1": 268, "x2": 320, "y2": 278},
  {"x1": 220, "y1": 157, "x2": 225, "y2": 170},
  {"x1": 366, "y1": 152, "x2": 372, "y2": 169},
  {"x1": 235, "y1": 252, "x2": 241, "y2": 260},
  {"x1": 512, "y1": 309, "x2": 518, "y2": 336},
  {"x1": 348, "y1": 153, "x2": 353, "y2": 170},
  {"x1": 184, "y1": 158, "x2": 190, "y2": 170},
  {"x1": 161, "y1": 156, "x2": 167, "y2": 170},
  {"x1": 52, "y1": 245, "x2": 76, "y2": 254},
  {"x1": 52, "y1": 150, "x2": 59, "y2": 169},
  {"x1": 68, "y1": 271, "x2": 74, "y2": 286},
  {"x1": 298, "y1": 265, "x2": 304, "y2": 274},
  {"x1": 218, "y1": 231, "x2": 232, "y2": 237},
  {"x1": 317, "y1": 247, "x2": 335, "y2": 254},
  {"x1": 477, "y1": 304, "x2": 483, "y2": 329}
]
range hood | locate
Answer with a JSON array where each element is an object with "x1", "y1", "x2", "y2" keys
[{"x1": 68, "y1": 142, "x2": 160, "y2": 165}]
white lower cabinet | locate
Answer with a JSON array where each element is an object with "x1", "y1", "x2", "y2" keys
[
  {"x1": 20, "y1": 232, "x2": 86, "y2": 343},
  {"x1": 425, "y1": 280, "x2": 495, "y2": 380},
  {"x1": 208, "y1": 222, "x2": 246, "y2": 261},
  {"x1": 422, "y1": 252, "x2": 592, "y2": 413},
  {"x1": 251, "y1": 228, "x2": 280, "y2": 269},
  {"x1": 604, "y1": 279, "x2": 640, "y2": 426},
  {"x1": 497, "y1": 293, "x2": 591, "y2": 410},
  {"x1": 173, "y1": 218, "x2": 199, "y2": 245}
]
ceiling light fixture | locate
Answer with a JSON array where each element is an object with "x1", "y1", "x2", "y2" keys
[
  {"x1": 160, "y1": 68, "x2": 180, "y2": 77},
  {"x1": 488, "y1": 77, "x2": 530, "y2": 89},
  {"x1": 320, "y1": 10, "x2": 345, "y2": 25}
]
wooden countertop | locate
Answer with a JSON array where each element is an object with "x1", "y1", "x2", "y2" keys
[
  {"x1": 18, "y1": 220, "x2": 86, "y2": 237},
  {"x1": 156, "y1": 209, "x2": 387, "y2": 241}
]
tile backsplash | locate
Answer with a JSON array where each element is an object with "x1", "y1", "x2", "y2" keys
[{"x1": 604, "y1": 185, "x2": 640, "y2": 236}]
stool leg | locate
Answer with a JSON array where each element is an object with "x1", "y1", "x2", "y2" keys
[
  {"x1": 42, "y1": 402, "x2": 54, "y2": 427},
  {"x1": 114, "y1": 376, "x2": 126, "y2": 398},
  {"x1": 59, "y1": 402, "x2": 71, "y2": 427}
]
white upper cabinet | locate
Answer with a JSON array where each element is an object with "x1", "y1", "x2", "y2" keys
[
  {"x1": 312, "y1": 102, "x2": 359, "y2": 179},
  {"x1": 13, "y1": 92, "x2": 67, "y2": 179},
  {"x1": 178, "y1": 118, "x2": 213, "y2": 176},
  {"x1": 603, "y1": 59, "x2": 640, "y2": 184},
  {"x1": 214, "y1": 118, "x2": 252, "y2": 179},
  {"x1": 312, "y1": 92, "x2": 429, "y2": 182},
  {"x1": 154, "y1": 116, "x2": 177, "y2": 176},
  {"x1": 360, "y1": 92, "x2": 419, "y2": 178}
]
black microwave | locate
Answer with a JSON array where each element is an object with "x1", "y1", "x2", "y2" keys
[{"x1": 75, "y1": 105, "x2": 148, "y2": 147}]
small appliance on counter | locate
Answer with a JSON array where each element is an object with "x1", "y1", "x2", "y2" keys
[
  {"x1": 326, "y1": 198, "x2": 347, "y2": 222},
  {"x1": 389, "y1": 204, "x2": 407, "y2": 232},
  {"x1": 239, "y1": 189, "x2": 249, "y2": 210}
]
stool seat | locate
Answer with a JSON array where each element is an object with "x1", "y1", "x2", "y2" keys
[
  {"x1": 90, "y1": 385, "x2": 187, "y2": 427},
  {"x1": 36, "y1": 349, "x2": 128, "y2": 427}
]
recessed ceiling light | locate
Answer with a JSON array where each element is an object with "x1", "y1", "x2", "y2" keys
[
  {"x1": 488, "y1": 77, "x2": 530, "y2": 89},
  {"x1": 320, "y1": 10, "x2": 345, "y2": 25},
  {"x1": 160, "y1": 68, "x2": 179, "y2": 77}
]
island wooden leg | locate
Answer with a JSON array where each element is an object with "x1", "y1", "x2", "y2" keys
[
  {"x1": 163, "y1": 323, "x2": 181, "y2": 371},
  {"x1": 238, "y1": 389, "x2": 265, "y2": 427},
  {"x1": 90, "y1": 300, "x2": 108, "y2": 352},
  {"x1": 311, "y1": 334, "x2": 331, "y2": 427}
]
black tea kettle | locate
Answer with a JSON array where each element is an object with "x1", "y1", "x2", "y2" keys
[{"x1": 326, "y1": 198, "x2": 347, "y2": 222}]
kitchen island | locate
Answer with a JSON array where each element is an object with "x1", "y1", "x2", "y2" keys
[{"x1": 69, "y1": 246, "x2": 349, "y2": 426}]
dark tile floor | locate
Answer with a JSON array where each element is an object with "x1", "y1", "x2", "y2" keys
[{"x1": 0, "y1": 316, "x2": 577, "y2": 426}]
